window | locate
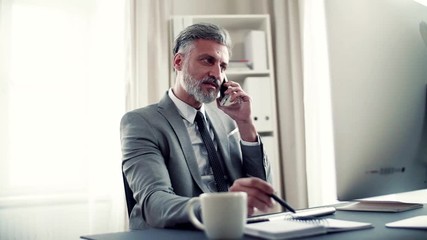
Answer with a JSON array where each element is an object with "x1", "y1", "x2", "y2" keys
[{"x1": 0, "y1": 0, "x2": 125, "y2": 199}]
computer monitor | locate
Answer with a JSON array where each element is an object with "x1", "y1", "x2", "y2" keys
[{"x1": 325, "y1": 0, "x2": 427, "y2": 201}]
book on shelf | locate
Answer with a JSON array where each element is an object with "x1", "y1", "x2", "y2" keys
[
  {"x1": 245, "y1": 215, "x2": 373, "y2": 239},
  {"x1": 244, "y1": 30, "x2": 268, "y2": 71}
]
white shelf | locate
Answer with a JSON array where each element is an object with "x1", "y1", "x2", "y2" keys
[
  {"x1": 226, "y1": 70, "x2": 269, "y2": 82},
  {"x1": 174, "y1": 14, "x2": 269, "y2": 30}
]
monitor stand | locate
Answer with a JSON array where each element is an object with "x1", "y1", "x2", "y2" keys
[{"x1": 336, "y1": 200, "x2": 423, "y2": 212}]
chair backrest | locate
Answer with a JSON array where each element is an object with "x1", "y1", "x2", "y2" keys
[{"x1": 122, "y1": 173, "x2": 136, "y2": 217}]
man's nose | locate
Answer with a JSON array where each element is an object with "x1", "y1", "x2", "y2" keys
[{"x1": 209, "y1": 64, "x2": 223, "y2": 80}]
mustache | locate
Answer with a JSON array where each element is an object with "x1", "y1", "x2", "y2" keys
[{"x1": 201, "y1": 76, "x2": 220, "y2": 88}]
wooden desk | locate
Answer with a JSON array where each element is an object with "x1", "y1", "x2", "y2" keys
[{"x1": 81, "y1": 203, "x2": 426, "y2": 240}]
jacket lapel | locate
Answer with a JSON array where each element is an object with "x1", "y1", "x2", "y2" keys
[{"x1": 157, "y1": 93, "x2": 209, "y2": 193}]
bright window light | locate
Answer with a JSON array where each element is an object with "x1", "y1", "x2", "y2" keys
[
  {"x1": 414, "y1": 0, "x2": 427, "y2": 7},
  {"x1": 3, "y1": 0, "x2": 125, "y2": 195}
]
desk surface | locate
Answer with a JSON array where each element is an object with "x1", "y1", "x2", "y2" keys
[{"x1": 81, "y1": 204, "x2": 427, "y2": 240}]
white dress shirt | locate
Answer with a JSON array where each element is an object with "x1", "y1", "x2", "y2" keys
[{"x1": 168, "y1": 89, "x2": 260, "y2": 192}]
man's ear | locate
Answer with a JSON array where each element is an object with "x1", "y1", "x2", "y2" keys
[{"x1": 173, "y1": 53, "x2": 184, "y2": 71}]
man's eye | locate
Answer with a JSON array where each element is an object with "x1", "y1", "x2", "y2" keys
[{"x1": 201, "y1": 58, "x2": 213, "y2": 65}]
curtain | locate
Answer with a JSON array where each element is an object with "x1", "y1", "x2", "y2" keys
[
  {"x1": 300, "y1": 0, "x2": 337, "y2": 207},
  {"x1": 125, "y1": 0, "x2": 171, "y2": 110},
  {"x1": 270, "y1": 0, "x2": 308, "y2": 209},
  {"x1": 270, "y1": 0, "x2": 336, "y2": 208}
]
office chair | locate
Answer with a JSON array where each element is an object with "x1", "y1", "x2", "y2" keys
[{"x1": 122, "y1": 172, "x2": 136, "y2": 217}]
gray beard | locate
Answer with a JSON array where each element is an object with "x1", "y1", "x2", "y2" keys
[{"x1": 182, "y1": 71, "x2": 218, "y2": 104}]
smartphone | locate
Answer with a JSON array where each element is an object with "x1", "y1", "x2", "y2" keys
[{"x1": 219, "y1": 76, "x2": 233, "y2": 106}]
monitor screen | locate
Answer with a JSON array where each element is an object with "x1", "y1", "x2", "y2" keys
[{"x1": 325, "y1": 0, "x2": 427, "y2": 201}]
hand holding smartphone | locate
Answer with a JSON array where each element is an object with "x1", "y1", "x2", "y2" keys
[{"x1": 219, "y1": 75, "x2": 234, "y2": 107}]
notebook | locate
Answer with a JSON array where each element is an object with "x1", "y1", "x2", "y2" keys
[
  {"x1": 247, "y1": 206, "x2": 337, "y2": 223},
  {"x1": 245, "y1": 218, "x2": 373, "y2": 239},
  {"x1": 245, "y1": 220, "x2": 326, "y2": 240}
]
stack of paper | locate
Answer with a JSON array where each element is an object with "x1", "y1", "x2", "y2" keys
[
  {"x1": 336, "y1": 200, "x2": 423, "y2": 212},
  {"x1": 386, "y1": 215, "x2": 427, "y2": 229}
]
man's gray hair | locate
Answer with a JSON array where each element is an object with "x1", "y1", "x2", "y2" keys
[{"x1": 173, "y1": 23, "x2": 232, "y2": 56}]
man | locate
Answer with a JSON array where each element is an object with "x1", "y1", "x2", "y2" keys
[{"x1": 120, "y1": 23, "x2": 275, "y2": 229}]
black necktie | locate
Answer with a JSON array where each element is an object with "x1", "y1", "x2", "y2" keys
[{"x1": 195, "y1": 111, "x2": 228, "y2": 192}]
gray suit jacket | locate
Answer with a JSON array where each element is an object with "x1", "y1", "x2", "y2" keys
[{"x1": 120, "y1": 92, "x2": 271, "y2": 229}]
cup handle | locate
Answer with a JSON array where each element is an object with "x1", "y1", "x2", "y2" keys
[{"x1": 186, "y1": 197, "x2": 205, "y2": 230}]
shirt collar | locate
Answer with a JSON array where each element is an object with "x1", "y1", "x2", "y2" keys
[{"x1": 168, "y1": 88, "x2": 206, "y2": 124}]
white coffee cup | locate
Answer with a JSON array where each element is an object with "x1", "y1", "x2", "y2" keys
[{"x1": 187, "y1": 192, "x2": 248, "y2": 239}]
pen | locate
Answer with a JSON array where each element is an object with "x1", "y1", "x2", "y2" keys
[
  {"x1": 247, "y1": 218, "x2": 269, "y2": 224},
  {"x1": 269, "y1": 193, "x2": 296, "y2": 213}
]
